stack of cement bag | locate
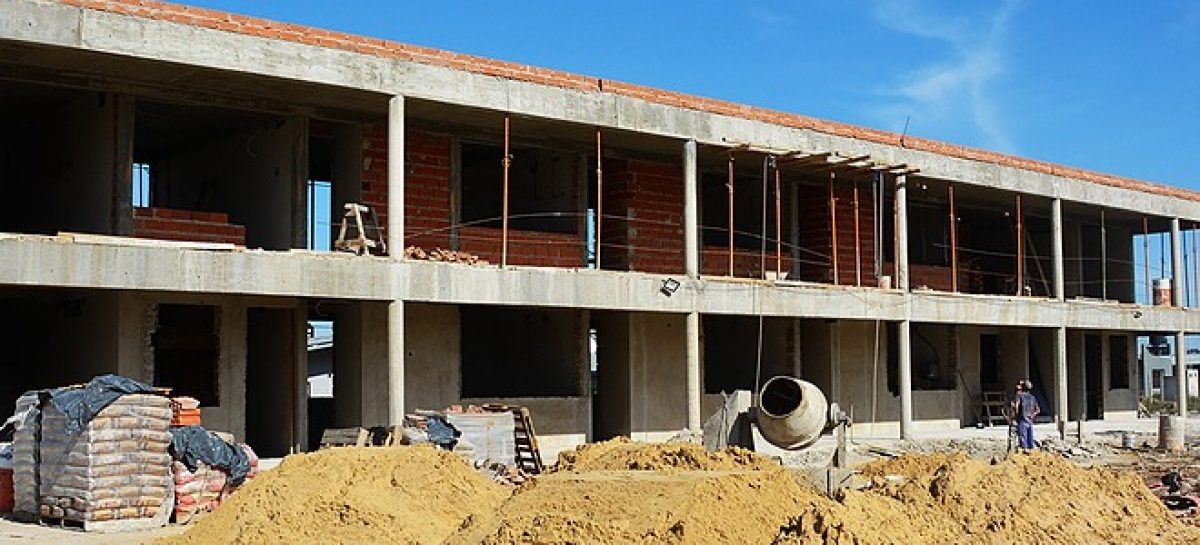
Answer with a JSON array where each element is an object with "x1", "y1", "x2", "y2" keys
[{"x1": 11, "y1": 376, "x2": 173, "y2": 531}]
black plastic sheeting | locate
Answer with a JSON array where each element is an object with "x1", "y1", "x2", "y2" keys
[
  {"x1": 169, "y1": 425, "x2": 252, "y2": 485},
  {"x1": 47, "y1": 374, "x2": 158, "y2": 435}
]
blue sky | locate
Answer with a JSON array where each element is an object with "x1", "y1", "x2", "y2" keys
[{"x1": 188, "y1": 0, "x2": 1199, "y2": 190}]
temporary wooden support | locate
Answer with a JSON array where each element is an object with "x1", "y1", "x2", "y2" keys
[
  {"x1": 949, "y1": 183, "x2": 958, "y2": 292},
  {"x1": 727, "y1": 154, "x2": 735, "y2": 277},
  {"x1": 595, "y1": 129, "x2": 603, "y2": 269},
  {"x1": 774, "y1": 160, "x2": 783, "y2": 277},
  {"x1": 830, "y1": 172, "x2": 839, "y2": 285},
  {"x1": 1015, "y1": 194, "x2": 1024, "y2": 296},
  {"x1": 502, "y1": 115, "x2": 511, "y2": 267},
  {"x1": 853, "y1": 179, "x2": 862, "y2": 287}
]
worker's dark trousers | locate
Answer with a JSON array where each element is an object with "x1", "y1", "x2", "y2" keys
[{"x1": 1017, "y1": 420, "x2": 1035, "y2": 449}]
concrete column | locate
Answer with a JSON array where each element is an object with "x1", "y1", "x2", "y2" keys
[
  {"x1": 685, "y1": 311, "x2": 701, "y2": 432},
  {"x1": 293, "y1": 306, "x2": 308, "y2": 452},
  {"x1": 387, "y1": 300, "x2": 405, "y2": 424},
  {"x1": 894, "y1": 175, "x2": 910, "y2": 290},
  {"x1": 387, "y1": 95, "x2": 405, "y2": 255},
  {"x1": 1171, "y1": 218, "x2": 1183, "y2": 306},
  {"x1": 1054, "y1": 326, "x2": 1068, "y2": 438},
  {"x1": 683, "y1": 140, "x2": 699, "y2": 279},
  {"x1": 1176, "y1": 331, "x2": 1189, "y2": 416},
  {"x1": 898, "y1": 320, "x2": 913, "y2": 438},
  {"x1": 1051, "y1": 198, "x2": 1064, "y2": 301}
]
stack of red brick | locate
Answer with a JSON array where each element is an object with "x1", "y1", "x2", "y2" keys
[
  {"x1": 132, "y1": 207, "x2": 246, "y2": 246},
  {"x1": 171, "y1": 442, "x2": 259, "y2": 523},
  {"x1": 169, "y1": 397, "x2": 202, "y2": 427}
]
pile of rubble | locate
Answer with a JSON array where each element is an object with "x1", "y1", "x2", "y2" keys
[{"x1": 403, "y1": 246, "x2": 488, "y2": 265}]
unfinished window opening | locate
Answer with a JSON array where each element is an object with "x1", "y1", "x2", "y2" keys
[
  {"x1": 980, "y1": 334, "x2": 1000, "y2": 388},
  {"x1": 702, "y1": 315, "x2": 793, "y2": 394},
  {"x1": 132, "y1": 162, "x2": 152, "y2": 208},
  {"x1": 460, "y1": 142, "x2": 580, "y2": 234},
  {"x1": 1109, "y1": 335, "x2": 1129, "y2": 390},
  {"x1": 307, "y1": 135, "x2": 334, "y2": 251},
  {"x1": 460, "y1": 306, "x2": 581, "y2": 398},
  {"x1": 887, "y1": 323, "x2": 956, "y2": 392},
  {"x1": 133, "y1": 99, "x2": 303, "y2": 249},
  {"x1": 0, "y1": 81, "x2": 132, "y2": 235},
  {"x1": 307, "y1": 317, "x2": 334, "y2": 451},
  {"x1": 153, "y1": 304, "x2": 219, "y2": 406}
]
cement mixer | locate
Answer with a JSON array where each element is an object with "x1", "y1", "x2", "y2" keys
[
  {"x1": 755, "y1": 376, "x2": 849, "y2": 451},
  {"x1": 704, "y1": 375, "x2": 851, "y2": 467}
]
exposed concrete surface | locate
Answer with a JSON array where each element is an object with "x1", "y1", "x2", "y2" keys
[
  {"x1": 2, "y1": 0, "x2": 1199, "y2": 221},
  {"x1": 4, "y1": 236, "x2": 1200, "y2": 333}
]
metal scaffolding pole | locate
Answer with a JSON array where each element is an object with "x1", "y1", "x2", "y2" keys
[
  {"x1": 949, "y1": 183, "x2": 958, "y2": 293},
  {"x1": 595, "y1": 129, "x2": 603, "y2": 269},
  {"x1": 830, "y1": 172, "x2": 839, "y2": 285}
]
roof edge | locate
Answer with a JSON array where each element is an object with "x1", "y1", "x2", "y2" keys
[{"x1": 56, "y1": 0, "x2": 1199, "y2": 203}]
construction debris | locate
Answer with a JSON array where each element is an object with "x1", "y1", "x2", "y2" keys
[{"x1": 403, "y1": 245, "x2": 488, "y2": 265}]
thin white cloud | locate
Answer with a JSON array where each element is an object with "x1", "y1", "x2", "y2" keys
[{"x1": 868, "y1": 0, "x2": 1022, "y2": 153}]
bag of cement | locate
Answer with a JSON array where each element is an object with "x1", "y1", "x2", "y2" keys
[{"x1": 445, "y1": 412, "x2": 515, "y2": 467}]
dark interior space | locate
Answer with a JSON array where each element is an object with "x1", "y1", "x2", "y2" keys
[
  {"x1": 246, "y1": 307, "x2": 297, "y2": 457},
  {"x1": 1085, "y1": 333, "x2": 1104, "y2": 419},
  {"x1": 135, "y1": 99, "x2": 305, "y2": 250},
  {"x1": 460, "y1": 306, "x2": 581, "y2": 397},
  {"x1": 1109, "y1": 335, "x2": 1129, "y2": 390},
  {"x1": 702, "y1": 315, "x2": 793, "y2": 394},
  {"x1": 700, "y1": 172, "x2": 766, "y2": 249},
  {"x1": 460, "y1": 142, "x2": 581, "y2": 234},
  {"x1": 152, "y1": 304, "x2": 219, "y2": 406},
  {"x1": 0, "y1": 81, "x2": 130, "y2": 236},
  {"x1": 0, "y1": 289, "x2": 119, "y2": 422}
]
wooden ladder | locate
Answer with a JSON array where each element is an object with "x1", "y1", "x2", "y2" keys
[
  {"x1": 484, "y1": 404, "x2": 544, "y2": 474},
  {"x1": 980, "y1": 391, "x2": 1010, "y2": 427}
]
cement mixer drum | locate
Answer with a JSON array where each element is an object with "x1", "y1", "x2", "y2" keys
[{"x1": 755, "y1": 376, "x2": 829, "y2": 450}]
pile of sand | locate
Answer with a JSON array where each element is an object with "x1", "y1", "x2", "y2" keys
[
  {"x1": 159, "y1": 445, "x2": 509, "y2": 545},
  {"x1": 451, "y1": 465, "x2": 824, "y2": 544},
  {"x1": 775, "y1": 452, "x2": 1200, "y2": 544},
  {"x1": 553, "y1": 437, "x2": 777, "y2": 472}
]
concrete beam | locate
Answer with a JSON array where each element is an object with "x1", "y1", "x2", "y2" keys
[
  {"x1": 0, "y1": 235, "x2": 396, "y2": 300},
  {"x1": 4, "y1": 0, "x2": 1200, "y2": 222}
]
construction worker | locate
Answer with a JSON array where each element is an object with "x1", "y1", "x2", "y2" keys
[{"x1": 1012, "y1": 379, "x2": 1041, "y2": 451}]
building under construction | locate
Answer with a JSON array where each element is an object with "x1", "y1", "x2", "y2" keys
[{"x1": 0, "y1": 0, "x2": 1196, "y2": 458}]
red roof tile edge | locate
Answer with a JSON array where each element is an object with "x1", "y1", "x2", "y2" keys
[{"x1": 56, "y1": 0, "x2": 1198, "y2": 203}]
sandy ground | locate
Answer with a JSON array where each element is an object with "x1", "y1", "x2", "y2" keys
[{"x1": 1, "y1": 416, "x2": 1195, "y2": 544}]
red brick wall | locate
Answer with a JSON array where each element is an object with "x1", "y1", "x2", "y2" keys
[
  {"x1": 797, "y1": 181, "x2": 877, "y2": 286},
  {"x1": 458, "y1": 227, "x2": 584, "y2": 267},
  {"x1": 133, "y1": 207, "x2": 245, "y2": 245},
  {"x1": 403, "y1": 130, "x2": 452, "y2": 250},
  {"x1": 884, "y1": 262, "x2": 985, "y2": 292},
  {"x1": 610, "y1": 160, "x2": 685, "y2": 274}
]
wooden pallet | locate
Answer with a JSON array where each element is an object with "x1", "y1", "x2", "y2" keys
[
  {"x1": 482, "y1": 404, "x2": 544, "y2": 474},
  {"x1": 319, "y1": 427, "x2": 370, "y2": 448}
]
